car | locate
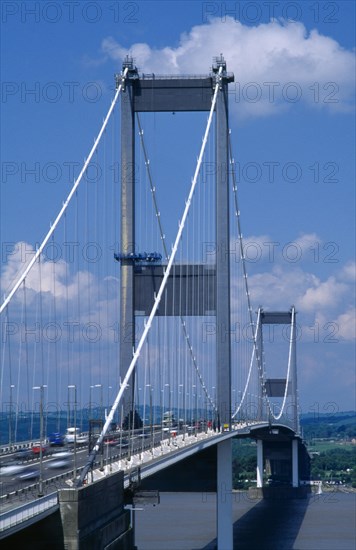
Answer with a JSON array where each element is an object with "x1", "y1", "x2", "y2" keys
[
  {"x1": 52, "y1": 451, "x2": 72, "y2": 458},
  {"x1": 76, "y1": 434, "x2": 89, "y2": 444},
  {"x1": 65, "y1": 428, "x2": 88, "y2": 445},
  {"x1": 47, "y1": 458, "x2": 71, "y2": 469},
  {"x1": 64, "y1": 427, "x2": 81, "y2": 443},
  {"x1": 47, "y1": 450, "x2": 72, "y2": 469},
  {"x1": 17, "y1": 468, "x2": 40, "y2": 481},
  {"x1": 48, "y1": 432, "x2": 65, "y2": 446},
  {"x1": 0, "y1": 464, "x2": 26, "y2": 477},
  {"x1": 0, "y1": 460, "x2": 16, "y2": 468},
  {"x1": 104, "y1": 437, "x2": 117, "y2": 447},
  {"x1": 31, "y1": 443, "x2": 47, "y2": 456}
]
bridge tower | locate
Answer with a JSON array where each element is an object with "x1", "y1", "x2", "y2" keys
[
  {"x1": 117, "y1": 55, "x2": 235, "y2": 549},
  {"x1": 260, "y1": 307, "x2": 300, "y2": 435},
  {"x1": 254, "y1": 307, "x2": 303, "y2": 493}
]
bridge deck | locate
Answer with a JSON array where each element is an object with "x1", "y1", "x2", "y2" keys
[{"x1": 0, "y1": 421, "x2": 300, "y2": 538}]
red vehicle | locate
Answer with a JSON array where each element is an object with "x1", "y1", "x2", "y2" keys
[
  {"x1": 103, "y1": 437, "x2": 117, "y2": 447},
  {"x1": 31, "y1": 443, "x2": 47, "y2": 456}
]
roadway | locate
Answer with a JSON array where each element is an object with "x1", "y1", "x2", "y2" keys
[{"x1": 0, "y1": 426, "x2": 197, "y2": 511}]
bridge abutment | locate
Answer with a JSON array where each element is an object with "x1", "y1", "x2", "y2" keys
[
  {"x1": 58, "y1": 471, "x2": 133, "y2": 549},
  {"x1": 253, "y1": 436, "x2": 310, "y2": 498}
]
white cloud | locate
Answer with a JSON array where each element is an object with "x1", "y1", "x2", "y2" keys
[
  {"x1": 0, "y1": 242, "x2": 122, "y2": 354},
  {"x1": 339, "y1": 261, "x2": 356, "y2": 283},
  {"x1": 0, "y1": 242, "x2": 97, "y2": 307},
  {"x1": 234, "y1": 232, "x2": 355, "y2": 342},
  {"x1": 332, "y1": 307, "x2": 356, "y2": 342},
  {"x1": 231, "y1": 232, "x2": 322, "y2": 265},
  {"x1": 102, "y1": 18, "x2": 355, "y2": 117},
  {"x1": 298, "y1": 275, "x2": 348, "y2": 312},
  {"x1": 248, "y1": 264, "x2": 315, "y2": 308}
]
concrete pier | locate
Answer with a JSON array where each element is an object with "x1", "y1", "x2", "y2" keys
[{"x1": 58, "y1": 472, "x2": 133, "y2": 549}]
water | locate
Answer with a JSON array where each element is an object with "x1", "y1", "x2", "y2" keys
[{"x1": 135, "y1": 491, "x2": 356, "y2": 550}]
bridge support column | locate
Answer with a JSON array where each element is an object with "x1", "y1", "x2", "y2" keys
[
  {"x1": 292, "y1": 439, "x2": 299, "y2": 487},
  {"x1": 214, "y1": 57, "x2": 232, "y2": 431},
  {"x1": 58, "y1": 472, "x2": 133, "y2": 549},
  {"x1": 120, "y1": 60, "x2": 137, "y2": 423},
  {"x1": 217, "y1": 439, "x2": 233, "y2": 549},
  {"x1": 256, "y1": 439, "x2": 263, "y2": 488}
]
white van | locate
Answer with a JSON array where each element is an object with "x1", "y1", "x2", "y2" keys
[{"x1": 64, "y1": 427, "x2": 81, "y2": 443}]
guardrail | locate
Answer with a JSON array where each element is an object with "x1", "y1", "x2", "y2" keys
[
  {"x1": 0, "y1": 428, "x2": 148, "y2": 456},
  {"x1": 0, "y1": 492, "x2": 58, "y2": 536}
]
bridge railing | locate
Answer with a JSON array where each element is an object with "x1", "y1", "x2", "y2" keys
[
  {"x1": 0, "y1": 492, "x2": 58, "y2": 534},
  {"x1": 232, "y1": 402, "x2": 297, "y2": 433}
]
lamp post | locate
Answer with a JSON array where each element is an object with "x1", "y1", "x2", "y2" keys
[
  {"x1": 94, "y1": 384, "x2": 103, "y2": 470},
  {"x1": 67, "y1": 385, "x2": 70, "y2": 430},
  {"x1": 9, "y1": 384, "x2": 15, "y2": 446},
  {"x1": 107, "y1": 385, "x2": 112, "y2": 409},
  {"x1": 178, "y1": 384, "x2": 183, "y2": 436},
  {"x1": 160, "y1": 388, "x2": 164, "y2": 446},
  {"x1": 68, "y1": 385, "x2": 77, "y2": 482},
  {"x1": 89, "y1": 385, "x2": 94, "y2": 421},
  {"x1": 145, "y1": 384, "x2": 154, "y2": 448},
  {"x1": 93, "y1": 384, "x2": 103, "y2": 421},
  {"x1": 33, "y1": 384, "x2": 47, "y2": 497},
  {"x1": 164, "y1": 383, "x2": 171, "y2": 444},
  {"x1": 89, "y1": 385, "x2": 94, "y2": 454},
  {"x1": 212, "y1": 386, "x2": 217, "y2": 431},
  {"x1": 192, "y1": 384, "x2": 197, "y2": 436}
]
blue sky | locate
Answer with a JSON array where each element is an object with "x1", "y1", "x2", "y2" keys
[{"x1": 1, "y1": 1, "x2": 355, "y2": 415}]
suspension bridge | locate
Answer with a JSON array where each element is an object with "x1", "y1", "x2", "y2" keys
[{"x1": 0, "y1": 56, "x2": 308, "y2": 548}]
